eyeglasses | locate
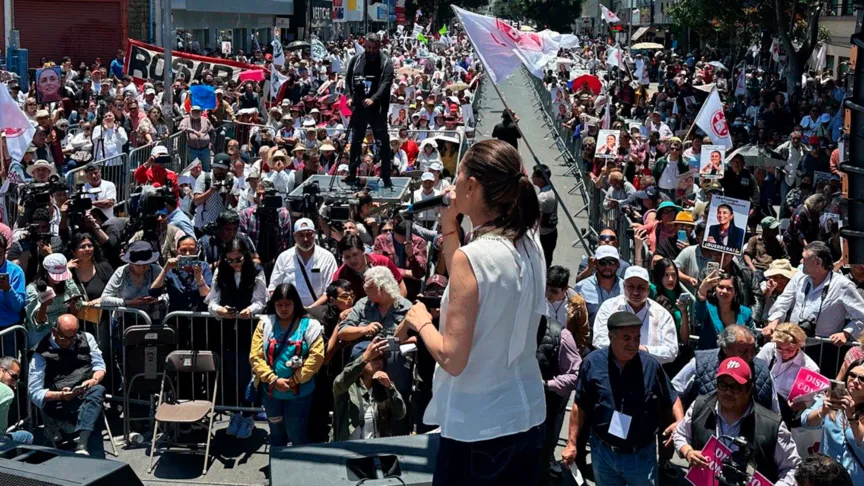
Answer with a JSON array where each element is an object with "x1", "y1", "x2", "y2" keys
[
  {"x1": 717, "y1": 380, "x2": 746, "y2": 394},
  {"x1": 224, "y1": 256, "x2": 244, "y2": 264},
  {"x1": 381, "y1": 228, "x2": 392, "y2": 233},
  {"x1": 670, "y1": 146, "x2": 682, "y2": 151},
  {"x1": 848, "y1": 370, "x2": 864, "y2": 384},
  {"x1": 26, "y1": 103, "x2": 36, "y2": 106},
  {"x1": 336, "y1": 292, "x2": 355, "y2": 302},
  {"x1": 53, "y1": 331, "x2": 76, "y2": 344},
  {"x1": 599, "y1": 235, "x2": 617, "y2": 242},
  {"x1": 0, "y1": 367, "x2": 19, "y2": 382},
  {"x1": 598, "y1": 259, "x2": 618, "y2": 267}
]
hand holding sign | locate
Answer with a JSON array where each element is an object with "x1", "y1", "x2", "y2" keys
[
  {"x1": 787, "y1": 368, "x2": 830, "y2": 404},
  {"x1": 684, "y1": 436, "x2": 732, "y2": 486}
]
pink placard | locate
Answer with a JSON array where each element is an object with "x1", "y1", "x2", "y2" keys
[
  {"x1": 685, "y1": 436, "x2": 733, "y2": 486},
  {"x1": 787, "y1": 368, "x2": 830, "y2": 403},
  {"x1": 238, "y1": 69, "x2": 266, "y2": 82},
  {"x1": 747, "y1": 471, "x2": 775, "y2": 486}
]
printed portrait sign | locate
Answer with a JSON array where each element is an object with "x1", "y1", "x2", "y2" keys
[
  {"x1": 35, "y1": 66, "x2": 63, "y2": 104},
  {"x1": 596, "y1": 129, "x2": 619, "y2": 159},
  {"x1": 702, "y1": 196, "x2": 750, "y2": 256},
  {"x1": 699, "y1": 145, "x2": 726, "y2": 180}
]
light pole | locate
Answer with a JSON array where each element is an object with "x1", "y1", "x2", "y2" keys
[{"x1": 161, "y1": 0, "x2": 174, "y2": 131}]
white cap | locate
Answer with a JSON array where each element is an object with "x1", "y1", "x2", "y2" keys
[
  {"x1": 145, "y1": 88, "x2": 156, "y2": 95},
  {"x1": 190, "y1": 105, "x2": 202, "y2": 112},
  {"x1": 215, "y1": 88, "x2": 224, "y2": 95},
  {"x1": 151, "y1": 145, "x2": 169, "y2": 158},
  {"x1": 429, "y1": 162, "x2": 443, "y2": 171},
  {"x1": 293, "y1": 218, "x2": 315, "y2": 233},
  {"x1": 624, "y1": 266, "x2": 650, "y2": 283},
  {"x1": 336, "y1": 164, "x2": 350, "y2": 173},
  {"x1": 421, "y1": 172, "x2": 435, "y2": 181},
  {"x1": 595, "y1": 246, "x2": 619, "y2": 261}
]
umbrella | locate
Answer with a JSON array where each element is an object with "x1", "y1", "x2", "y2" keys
[
  {"x1": 556, "y1": 57, "x2": 574, "y2": 65},
  {"x1": 708, "y1": 61, "x2": 728, "y2": 71},
  {"x1": 286, "y1": 41, "x2": 311, "y2": 50},
  {"x1": 448, "y1": 81, "x2": 470, "y2": 91},
  {"x1": 725, "y1": 144, "x2": 785, "y2": 168},
  {"x1": 631, "y1": 42, "x2": 664, "y2": 50},
  {"x1": 570, "y1": 74, "x2": 602, "y2": 95}
]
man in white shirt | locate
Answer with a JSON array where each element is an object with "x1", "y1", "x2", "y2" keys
[
  {"x1": 269, "y1": 218, "x2": 338, "y2": 307},
  {"x1": 763, "y1": 241, "x2": 864, "y2": 343},
  {"x1": 776, "y1": 132, "x2": 806, "y2": 210},
  {"x1": 429, "y1": 162, "x2": 450, "y2": 192},
  {"x1": 412, "y1": 172, "x2": 440, "y2": 228},
  {"x1": 593, "y1": 266, "x2": 678, "y2": 364},
  {"x1": 82, "y1": 164, "x2": 117, "y2": 219},
  {"x1": 649, "y1": 111, "x2": 674, "y2": 140}
]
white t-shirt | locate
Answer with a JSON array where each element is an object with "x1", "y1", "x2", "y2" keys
[
  {"x1": 411, "y1": 188, "x2": 441, "y2": 223},
  {"x1": 269, "y1": 246, "x2": 338, "y2": 306},
  {"x1": 84, "y1": 180, "x2": 117, "y2": 219}
]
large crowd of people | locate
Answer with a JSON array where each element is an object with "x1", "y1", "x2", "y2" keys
[{"x1": 0, "y1": 16, "x2": 860, "y2": 486}]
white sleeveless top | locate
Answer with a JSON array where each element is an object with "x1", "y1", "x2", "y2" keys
[{"x1": 423, "y1": 232, "x2": 547, "y2": 442}]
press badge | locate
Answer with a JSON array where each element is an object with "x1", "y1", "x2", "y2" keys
[
  {"x1": 363, "y1": 80, "x2": 372, "y2": 95},
  {"x1": 608, "y1": 411, "x2": 632, "y2": 439}
]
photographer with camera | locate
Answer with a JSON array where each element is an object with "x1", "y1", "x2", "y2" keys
[
  {"x1": 193, "y1": 153, "x2": 238, "y2": 228},
  {"x1": 8, "y1": 207, "x2": 64, "y2": 282},
  {"x1": 128, "y1": 205, "x2": 183, "y2": 267},
  {"x1": 150, "y1": 235, "x2": 212, "y2": 313},
  {"x1": 132, "y1": 146, "x2": 179, "y2": 196},
  {"x1": 673, "y1": 357, "x2": 801, "y2": 486},
  {"x1": 239, "y1": 180, "x2": 293, "y2": 275},
  {"x1": 199, "y1": 210, "x2": 259, "y2": 268},
  {"x1": 81, "y1": 164, "x2": 116, "y2": 220}
]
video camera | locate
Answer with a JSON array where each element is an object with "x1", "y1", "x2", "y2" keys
[
  {"x1": 718, "y1": 436, "x2": 756, "y2": 486},
  {"x1": 25, "y1": 224, "x2": 54, "y2": 245},
  {"x1": 20, "y1": 176, "x2": 67, "y2": 210},
  {"x1": 261, "y1": 188, "x2": 283, "y2": 209},
  {"x1": 66, "y1": 183, "x2": 100, "y2": 233}
]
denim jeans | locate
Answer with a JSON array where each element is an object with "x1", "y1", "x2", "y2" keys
[
  {"x1": 433, "y1": 424, "x2": 544, "y2": 486},
  {"x1": 262, "y1": 392, "x2": 314, "y2": 447},
  {"x1": 43, "y1": 384, "x2": 106, "y2": 458},
  {"x1": 7, "y1": 430, "x2": 33, "y2": 444},
  {"x1": 589, "y1": 434, "x2": 657, "y2": 486},
  {"x1": 188, "y1": 147, "x2": 211, "y2": 172}
]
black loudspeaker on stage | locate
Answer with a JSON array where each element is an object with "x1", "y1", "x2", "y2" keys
[
  {"x1": 0, "y1": 441, "x2": 143, "y2": 486},
  {"x1": 841, "y1": 4, "x2": 864, "y2": 264},
  {"x1": 269, "y1": 433, "x2": 439, "y2": 486}
]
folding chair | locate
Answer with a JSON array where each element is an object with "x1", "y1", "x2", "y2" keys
[
  {"x1": 122, "y1": 325, "x2": 176, "y2": 445},
  {"x1": 148, "y1": 350, "x2": 220, "y2": 476}
]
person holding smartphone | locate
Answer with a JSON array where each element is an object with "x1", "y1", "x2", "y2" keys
[
  {"x1": 150, "y1": 236, "x2": 212, "y2": 313},
  {"x1": 25, "y1": 253, "x2": 83, "y2": 346},
  {"x1": 99, "y1": 241, "x2": 164, "y2": 321}
]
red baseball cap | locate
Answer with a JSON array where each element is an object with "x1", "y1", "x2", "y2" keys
[{"x1": 717, "y1": 357, "x2": 751, "y2": 385}]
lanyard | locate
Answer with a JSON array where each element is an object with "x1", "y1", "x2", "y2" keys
[{"x1": 798, "y1": 273, "x2": 832, "y2": 323}]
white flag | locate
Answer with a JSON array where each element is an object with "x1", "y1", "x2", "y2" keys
[
  {"x1": 769, "y1": 38, "x2": 780, "y2": 62},
  {"x1": 311, "y1": 38, "x2": 327, "y2": 61},
  {"x1": 354, "y1": 40, "x2": 365, "y2": 56},
  {"x1": 537, "y1": 29, "x2": 580, "y2": 49},
  {"x1": 735, "y1": 68, "x2": 746, "y2": 96},
  {"x1": 694, "y1": 87, "x2": 733, "y2": 148},
  {"x1": 453, "y1": 6, "x2": 561, "y2": 82},
  {"x1": 271, "y1": 37, "x2": 285, "y2": 67},
  {"x1": 602, "y1": 95, "x2": 612, "y2": 129},
  {"x1": 600, "y1": 5, "x2": 621, "y2": 23},
  {"x1": 0, "y1": 84, "x2": 35, "y2": 164},
  {"x1": 270, "y1": 65, "x2": 289, "y2": 99},
  {"x1": 606, "y1": 46, "x2": 620, "y2": 69},
  {"x1": 809, "y1": 43, "x2": 827, "y2": 71},
  {"x1": 413, "y1": 23, "x2": 424, "y2": 38}
]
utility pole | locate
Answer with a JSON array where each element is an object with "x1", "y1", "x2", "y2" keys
[
  {"x1": 364, "y1": 0, "x2": 369, "y2": 35},
  {"x1": 627, "y1": 0, "x2": 633, "y2": 51},
  {"x1": 161, "y1": 0, "x2": 174, "y2": 131},
  {"x1": 3, "y1": 0, "x2": 12, "y2": 52}
]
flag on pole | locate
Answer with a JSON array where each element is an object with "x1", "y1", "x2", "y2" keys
[
  {"x1": 735, "y1": 68, "x2": 746, "y2": 96},
  {"x1": 769, "y1": 38, "x2": 780, "y2": 62},
  {"x1": 606, "y1": 46, "x2": 621, "y2": 69},
  {"x1": 417, "y1": 33, "x2": 429, "y2": 44},
  {"x1": 271, "y1": 37, "x2": 286, "y2": 66},
  {"x1": 694, "y1": 87, "x2": 733, "y2": 148},
  {"x1": 413, "y1": 23, "x2": 424, "y2": 38},
  {"x1": 809, "y1": 43, "x2": 827, "y2": 71},
  {"x1": 439, "y1": 25, "x2": 448, "y2": 35},
  {"x1": 453, "y1": 6, "x2": 561, "y2": 83},
  {"x1": 0, "y1": 84, "x2": 35, "y2": 167},
  {"x1": 602, "y1": 95, "x2": 612, "y2": 129},
  {"x1": 270, "y1": 65, "x2": 289, "y2": 100},
  {"x1": 600, "y1": 5, "x2": 620, "y2": 23},
  {"x1": 311, "y1": 38, "x2": 327, "y2": 61}
]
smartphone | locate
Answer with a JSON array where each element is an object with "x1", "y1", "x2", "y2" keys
[
  {"x1": 830, "y1": 380, "x2": 848, "y2": 399},
  {"x1": 178, "y1": 255, "x2": 199, "y2": 268},
  {"x1": 71, "y1": 384, "x2": 87, "y2": 393},
  {"x1": 64, "y1": 294, "x2": 83, "y2": 304},
  {"x1": 707, "y1": 262, "x2": 720, "y2": 274},
  {"x1": 677, "y1": 230, "x2": 688, "y2": 243},
  {"x1": 386, "y1": 337, "x2": 400, "y2": 355},
  {"x1": 0, "y1": 273, "x2": 8, "y2": 283},
  {"x1": 417, "y1": 294, "x2": 442, "y2": 309},
  {"x1": 677, "y1": 293, "x2": 693, "y2": 306},
  {"x1": 223, "y1": 306, "x2": 237, "y2": 315}
]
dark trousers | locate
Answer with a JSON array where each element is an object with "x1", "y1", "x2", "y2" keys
[
  {"x1": 43, "y1": 384, "x2": 106, "y2": 456},
  {"x1": 539, "y1": 391, "x2": 569, "y2": 485},
  {"x1": 433, "y1": 424, "x2": 544, "y2": 486},
  {"x1": 540, "y1": 230, "x2": 558, "y2": 269},
  {"x1": 308, "y1": 372, "x2": 335, "y2": 443},
  {"x1": 348, "y1": 108, "x2": 392, "y2": 184}
]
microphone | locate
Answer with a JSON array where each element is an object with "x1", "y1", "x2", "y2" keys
[{"x1": 404, "y1": 193, "x2": 450, "y2": 215}]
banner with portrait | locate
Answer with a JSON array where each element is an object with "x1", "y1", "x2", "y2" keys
[
  {"x1": 35, "y1": 66, "x2": 63, "y2": 104},
  {"x1": 124, "y1": 39, "x2": 260, "y2": 85},
  {"x1": 702, "y1": 195, "x2": 750, "y2": 256},
  {"x1": 699, "y1": 145, "x2": 726, "y2": 180},
  {"x1": 596, "y1": 129, "x2": 619, "y2": 159}
]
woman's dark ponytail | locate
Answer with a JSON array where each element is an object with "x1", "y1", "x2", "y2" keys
[{"x1": 505, "y1": 173, "x2": 540, "y2": 241}]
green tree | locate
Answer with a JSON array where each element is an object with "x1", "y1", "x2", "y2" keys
[{"x1": 506, "y1": 0, "x2": 584, "y2": 32}]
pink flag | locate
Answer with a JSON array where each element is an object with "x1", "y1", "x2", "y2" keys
[
  {"x1": 684, "y1": 436, "x2": 733, "y2": 486},
  {"x1": 0, "y1": 84, "x2": 35, "y2": 165},
  {"x1": 336, "y1": 95, "x2": 353, "y2": 117},
  {"x1": 238, "y1": 69, "x2": 266, "y2": 82},
  {"x1": 787, "y1": 367, "x2": 830, "y2": 403}
]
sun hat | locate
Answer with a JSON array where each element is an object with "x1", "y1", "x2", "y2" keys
[
  {"x1": 764, "y1": 259, "x2": 796, "y2": 280},
  {"x1": 675, "y1": 211, "x2": 696, "y2": 225},
  {"x1": 26, "y1": 159, "x2": 58, "y2": 177}
]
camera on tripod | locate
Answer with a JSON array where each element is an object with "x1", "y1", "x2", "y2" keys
[{"x1": 261, "y1": 188, "x2": 283, "y2": 209}]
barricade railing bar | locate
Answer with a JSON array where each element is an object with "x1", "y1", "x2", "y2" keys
[{"x1": 0, "y1": 325, "x2": 32, "y2": 433}]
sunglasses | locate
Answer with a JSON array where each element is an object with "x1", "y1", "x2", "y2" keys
[
  {"x1": 0, "y1": 367, "x2": 19, "y2": 382},
  {"x1": 670, "y1": 146, "x2": 682, "y2": 151},
  {"x1": 848, "y1": 370, "x2": 864, "y2": 384},
  {"x1": 224, "y1": 256, "x2": 244, "y2": 264},
  {"x1": 598, "y1": 259, "x2": 618, "y2": 267},
  {"x1": 599, "y1": 235, "x2": 617, "y2": 242},
  {"x1": 336, "y1": 292, "x2": 355, "y2": 302},
  {"x1": 53, "y1": 331, "x2": 76, "y2": 343},
  {"x1": 381, "y1": 228, "x2": 392, "y2": 233}
]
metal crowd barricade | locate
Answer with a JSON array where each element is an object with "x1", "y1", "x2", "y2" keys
[
  {"x1": 65, "y1": 153, "x2": 129, "y2": 204},
  {"x1": 803, "y1": 337, "x2": 863, "y2": 379},
  {"x1": 162, "y1": 311, "x2": 262, "y2": 414},
  {"x1": 86, "y1": 305, "x2": 153, "y2": 399},
  {"x1": 0, "y1": 325, "x2": 31, "y2": 432}
]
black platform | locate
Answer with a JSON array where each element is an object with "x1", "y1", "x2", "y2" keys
[{"x1": 0, "y1": 440, "x2": 143, "y2": 485}]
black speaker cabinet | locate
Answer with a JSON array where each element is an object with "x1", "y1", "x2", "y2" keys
[
  {"x1": 0, "y1": 441, "x2": 143, "y2": 486},
  {"x1": 269, "y1": 433, "x2": 439, "y2": 486}
]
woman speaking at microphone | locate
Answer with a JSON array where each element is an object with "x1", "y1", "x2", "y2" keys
[{"x1": 402, "y1": 139, "x2": 547, "y2": 485}]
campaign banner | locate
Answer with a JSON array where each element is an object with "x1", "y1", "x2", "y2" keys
[
  {"x1": 702, "y1": 195, "x2": 750, "y2": 256},
  {"x1": 787, "y1": 367, "x2": 830, "y2": 403},
  {"x1": 596, "y1": 129, "x2": 619, "y2": 158},
  {"x1": 700, "y1": 145, "x2": 726, "y2": 180},
  {"x1": 35, "y1": 66, "x2": 63, "y2": 104},
  {"x1": 684, "y1": 436, "x2": 732, "y2": 486},
  {"x1": 747, "y1": 471, "x2": 775, "y2": 486},
  {"x1": 124, "y1": 39, "x2": 261, "y2": 85}
]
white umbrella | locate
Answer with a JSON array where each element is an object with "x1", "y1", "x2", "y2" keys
[
  {"x1": 708, "y1": 61, "x2": 728, "y2": 71},
  {"x1": 556, "y1": 57, "x2": 574, "y2": 65}
]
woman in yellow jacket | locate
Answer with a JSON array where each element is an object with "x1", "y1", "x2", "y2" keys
[{"x1": 250, "y1": 283, "x2": 325, "y2": 447}]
